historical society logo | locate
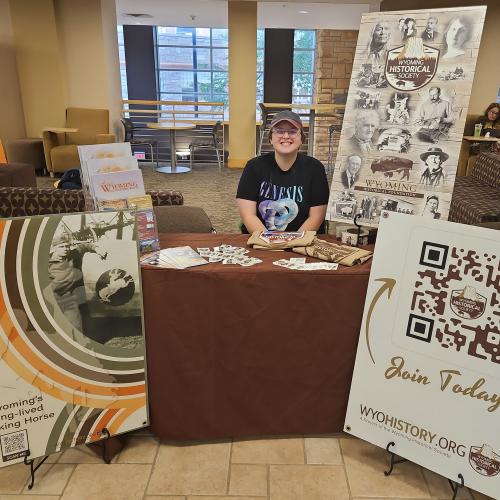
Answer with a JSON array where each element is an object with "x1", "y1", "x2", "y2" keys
[
  {"x1": 469, "y1": 444, "x2": 500, "y2": 477},
  {"x1": 385, "y1": 39, "x2": 439, "y2": 91},
  {"x1": 450, "y1": 286, "x2": 487, "y2": 320}
]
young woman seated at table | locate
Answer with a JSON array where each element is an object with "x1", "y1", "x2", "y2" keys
[
  {"x1": 478, "y1": 103, "x2": 500, "y2": 137},
  {"x1": 236, "y1": 111, "x2": 329, "y2": 233}
]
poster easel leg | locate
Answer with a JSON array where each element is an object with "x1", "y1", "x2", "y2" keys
[
  {"x1": 448, "y1": 474, "x2": 464, "y2": 500},
  {"x1": 101, "y1": 428, "x2": 111, "y2": 464},
  {"x1": 384, "y1": 444, "x2": 465, "y2": 500},
  {"x1": 383, "y1": 441, "x2": 408, "y2": 476},
  {"x1": 23, "y1": 453, "x2": 49, "y2": 490},
  {"x1": 353, "y1": 214, "x2": 362, "y2": 247},
  {"x1": 87, "y1": 428, "x2": 125, "y2": 464}
]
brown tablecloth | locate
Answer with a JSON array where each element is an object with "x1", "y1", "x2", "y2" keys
[{"x1": 141, "y1": 234, "x2": 371, "y2": 440}]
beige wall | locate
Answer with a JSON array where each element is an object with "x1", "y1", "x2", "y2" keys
[
  {"x1": 10, "y1": 0, "x2": 67, "y2": 137},
  {"x1": 228, "y1": 1, "x2": 257, "y2": 168},
  {"x1": 0, "y1": 0, "x2": 26, "y2": 143},
  {"x1": 381, "y1": 0, "x2": 500, "y2": 116},
  {"x1": 54, "y1": 0, "x2": 122, "y2": 136},
  {"x1": 8, "y1": 0, "x2": 122, "y2": 139}
]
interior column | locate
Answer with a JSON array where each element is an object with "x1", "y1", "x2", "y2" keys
[{"x1": 228, "y1": 0, "x2": 257, "y2": 168}]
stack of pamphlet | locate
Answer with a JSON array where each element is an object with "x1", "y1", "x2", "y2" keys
[
  {"x1": 78, "y1": 143, "x2": 142, "y2": 211},
  {"x1": 141, "y1": 246, "x2": 207, "y2": 269},
  {"x1": 77, "y1": 143, "x2": 160, "y2": 255}
]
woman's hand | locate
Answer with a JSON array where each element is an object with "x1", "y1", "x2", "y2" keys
[
  {"x1": 298, "y1": 205, "x2": 327, "y2": 232},
  {"x1": 236, "y1": 199, "x2": 266, "y2": 233}
]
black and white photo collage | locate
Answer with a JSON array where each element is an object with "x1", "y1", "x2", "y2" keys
[{"x1": 326, "y1": 6, "x2": 486, "y2": 227}]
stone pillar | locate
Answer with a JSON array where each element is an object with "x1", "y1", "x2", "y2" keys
[{"x1": 313, "y1": 30, "x2": 358, "y2": 164}]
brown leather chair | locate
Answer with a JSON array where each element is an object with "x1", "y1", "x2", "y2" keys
[
  {"x1": 153, "y1": 206, "x2": 215, "y2": 233},
  {"x1": 0, "y1": 163, "x2": 36, "y2": 187},
  {"x1": 43, "y1": 108, "x2": 115, "y2": 176}
]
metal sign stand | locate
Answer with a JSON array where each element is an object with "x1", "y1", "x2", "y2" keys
[
  {"x1": 22, "y1": 427, "x2": 113, "y2": 488},
  {"x1": 383, "y1": 441, "x2": 465, "y2": 500},
  {"x1": 353, "y1": 214, "x2": 363, "y2": 247},
  {"x1": 23, "y1": 453, "x2": 48, "y2": 490}
]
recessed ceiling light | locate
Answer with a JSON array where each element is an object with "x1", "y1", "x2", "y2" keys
[
  {"x1": 123, "y1": 13, "x2": 153, "y2": 19},
  {"x1": 299, "y1": 10, "x2": 309, "y2": 14}
]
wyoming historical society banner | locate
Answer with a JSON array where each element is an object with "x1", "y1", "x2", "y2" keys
[
  {"x1": 0, "y1": 211, "x2": 148, "y2": 467},
  {"x1": 327, "y1": 6, "x2": 486, "y2": 227},
  {"x1": 345, "y1": 212, "x2": 499, "y2": 497}
]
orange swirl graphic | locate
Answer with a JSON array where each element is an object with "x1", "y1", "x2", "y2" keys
[{"x1": 0, "y1": 221, "x2": 146, "y2": 407}]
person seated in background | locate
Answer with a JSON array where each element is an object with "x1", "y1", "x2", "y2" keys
[
  {"x1": 236, "y1": 111, "x2": 329, "y2": 233},
  {"x1": 478, "y1": 103, "x2": 500, "y2": 137}
]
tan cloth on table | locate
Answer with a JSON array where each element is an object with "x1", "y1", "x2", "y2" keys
[
  {"x1": 247, "y1": 231, "x2": 316, "y2": 250},
  {"x1": 292, "y1": 237, "x2": 372, "y2": 266}
]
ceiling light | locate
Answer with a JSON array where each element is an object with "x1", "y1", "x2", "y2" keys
[
  {"x1": 123, "y1": 13, "x2": 153, "y2": 19},
  {"x1": 299, "y1": 10, "x2": 309, "y2": 14}
]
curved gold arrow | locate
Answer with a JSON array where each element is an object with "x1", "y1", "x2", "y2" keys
[{"x1": 365, "y1": 278, "x2": 396, "y2": 364}]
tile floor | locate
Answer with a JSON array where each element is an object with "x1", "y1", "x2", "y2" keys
[{"x1": 0, "y1": 429, "x2": 494, "y2": 500}]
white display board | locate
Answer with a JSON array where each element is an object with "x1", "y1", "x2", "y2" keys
[
  {"x1": 345, "y1": 212, "x2": 499, "y2": 498},
  {"x1": 0, "y1": 212, "x2": 148, "y2": 467},
  {"x1": 327, "y1": 6, "x2": 487, "y2": 227}
]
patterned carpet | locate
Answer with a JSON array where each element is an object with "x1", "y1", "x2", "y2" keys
[
  {"x1": 36, "y1": 161, "x2": 335, "y2": 234},
  {"x1": 37, "y1": 163, "x2": 244, "y2": 233}
]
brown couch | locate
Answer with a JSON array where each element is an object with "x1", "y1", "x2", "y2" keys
[
  {"x1": 43, "y1": 108, "x2": 116, "y2": 176},
  {"x1": 0, "y1": 188, "x2": 183, "y2": 218},
  {"x1": 449, "y1": 152, "x2": 500, "y2": 226},
  {"x1": 0, "y1": 163, "x2": 37, "y2": 187}
]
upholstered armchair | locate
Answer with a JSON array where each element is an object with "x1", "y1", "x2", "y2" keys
[{"x1": 42, "y1": 108, "x2": 115, "y2": 176}]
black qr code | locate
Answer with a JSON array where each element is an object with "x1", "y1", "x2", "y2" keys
[
  {"x1": 409, "y1": 242, "x2": 500, "y2": 365},
  {"x1": 0, "y1": 430, "x2": 29, "y2": 462}
]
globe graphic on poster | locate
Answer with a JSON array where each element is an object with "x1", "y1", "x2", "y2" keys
[{"x1": 95, "y1": 268, "x2": 135, "y2": 306}]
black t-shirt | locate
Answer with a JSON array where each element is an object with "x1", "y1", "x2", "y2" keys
[{"x1": 236, "y1": 152, "x2": 329, "y2": 232}]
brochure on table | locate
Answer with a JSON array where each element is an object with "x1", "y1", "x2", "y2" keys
[
  {"x1": 78, "y1": 143, "x2": 133, "y2": 211},
  {"x1": 344, "y1": 212, "x2": 499, "y2": 497},
  {"x1": 326, "y1": 6, "x2": 487, "y2": 227},
  {"x1": 0, "y1": 212, "x2": 148, "y2": 467}
]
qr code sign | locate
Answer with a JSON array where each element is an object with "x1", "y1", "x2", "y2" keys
[
  {"x1": 0, "y1": 430, "x2": 29, "y2": 462},
  {"x1": 409, "y1": 242, "x2": 500, "y2": 365}
]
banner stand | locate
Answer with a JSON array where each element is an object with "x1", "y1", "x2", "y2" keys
[
  {"x1": 86, "y1": 427, "x2": 127, "y2": 465},
  {"x1": 23, "y1": 454, "x2": 49, "y2": 490},
  {"x1": 383, "y1": 441, "x2": 408, "y2": 476},
  {"x1": 383, "y1": 442, "x2": 465, "y2": 500},
  {"x1": 447, "y1": 474, "x2": 465, "y2": 500},
  {"x1": 353, "y1": 214, "x2": 363, "y2": 247}
]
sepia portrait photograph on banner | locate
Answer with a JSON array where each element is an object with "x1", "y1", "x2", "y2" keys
[{"x1": 326, "y1": 6, "x2": 487, "y2": 227}]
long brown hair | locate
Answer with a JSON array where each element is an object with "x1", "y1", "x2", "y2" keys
[{"x1": 482, "y1": 102, "x2": 500, "y2": 125}]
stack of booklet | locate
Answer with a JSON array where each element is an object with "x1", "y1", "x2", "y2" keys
[
  {"x1": 141, "y1": 247, "x2": 208, "y2": 269},
  {"x1": 77, "y1": 143, "x2": 160, "y2": 255},
  {"x1": 77, "y1": 143, "x2": 144, "y2": 211}
]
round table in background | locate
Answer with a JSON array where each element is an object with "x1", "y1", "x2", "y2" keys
[{"x1": 147, "y1": 122, "x2": 195, "y2": 174}]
